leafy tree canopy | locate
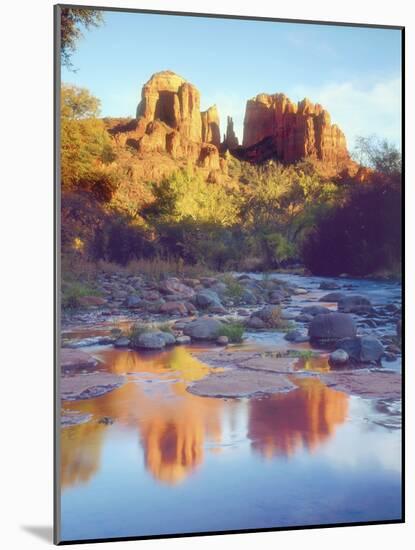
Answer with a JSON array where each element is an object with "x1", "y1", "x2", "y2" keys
[{"x1": 61, "y1": 7, "x2": 104, "y2": 69}]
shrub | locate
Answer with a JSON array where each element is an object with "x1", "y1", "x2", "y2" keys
[
  {"x1": 61, "y1": 281, "x2": 101, "y2": 309},
  {"x1": 221, "y1": 274, "x2": 244, "y2": 302},
  {"x1": 216, "y1": 322, "x2": 245, "y2": 343}
]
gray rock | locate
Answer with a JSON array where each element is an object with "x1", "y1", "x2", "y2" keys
[
  {"x1": 301, "y1": 305, "x2": 331, "y2": 316},
  {"x1": 125, "y1": 295, "x2": 142, "y2": 308},
  {"x1": 132, "y1": 331, "x2": 167, "y2": 349},
  {"x1": 114, "y1": 337, "x2": 130, "y2": 348},
  {"x1": 194, "y1": 289, "x2": 222, "y2": 309},
  {"x1": 217, "y1": 335, "x2": 229, "y2": 345},
  {"x1": 280, "y1": 310, "x2": 297, "y2": 321},
  {"x1": 360, "y1": 336, "x2": 384, "y2": 362},
  {"x1": 255, "y1": 305, "x2": 283, "y2": 326},
  {"x1": 329, "y1": 349, "x2": 349, "y2": 365},
  {"x1": 319, "y1": 281, "x2": 341, "y2": 290},
  {"x1": 210, "y1": 282, "x2": 228, "y2": 295},
  {"x1": 175, "y1": 335, "x2": 191, "y2": 345},
  {"x1": 240, "y1": 288, "x2": 258, "y2": 305},
  {"x1": 295, "y1": 313, "x2": 314, "y2": 323},
  {"x1": 268, "y1": 290, "x2": 286, "y2": 304},
  {"x1": 159, "y1": 331, "x2": 176, "y2": 345},
  {"x1": 247, "y1": 316, "x2": 267, "y2": 329},
  {"x1": 319, "y1": 292, "x2": 346, "y2": 302},
  {"x1": 338, "y1": 295, "x2": 372, "y2": 313},
  {"x1": 183, "y1": 318, "x2": 223, "y2": 340},
  {"x1": 284, "y1": 330, "x2": 309, "y2": 343},
  {"x1": 159, "y1": 278, "x2": 195, "y2": 299},
  {"x1": 337, "y1": 336, "x2": 384, "y2": 363},
  {"x1": 292, "y1": 287, "x2": 308, "y2": 295},
  {"x1": 309, "y1": 313, "x2": 357, "y2": 342}
]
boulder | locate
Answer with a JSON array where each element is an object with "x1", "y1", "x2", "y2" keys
[
  {"x1": 301, "y1": 305, "x2": 331, "y2": 316},
  {"x1": 159, "y1": 278, "x2": 195, "y2": 299},
  {"x1": 268, "y1": 289, "x2": 286, "y2": 304},
  {"x1": 159, "y1": 301, "x2": 188, "y2": 316},
  {"x1": 247, "y1": 316, "x2": 267, "y2": 329},
  {"x1": 114, "y1": 337, "x2": 130, "y2": 348},
  {"x1": 284, "y1": 330, "x2": 309, "y2": 343},
  {"x1": 217, "y1": 335, "x2": 229, "y2": 345},
  {"x1": 183, "y1": 318, "x2": 223, "y2": 340},
  {"x1": 319, "y1": 292, "x2": 346, "y2": 302},
  {"x1": 125, "y1": 295, "x2": 142, "y2": 308},
  {"x1": 319, "y1": 281, "x2": 341, "y2": 290},
  {"x1": 329, "y1": 349, "x2": 349, "y2": 366},
  {"x1": 194, "y1": 289, "x2": 222, "y2": 309},
  {"x1": 60, "y1": 349, "x2": 98, "y2": 371},
  {"x1": 159, "y1": 331, "x2": 176, "y2": 346},
  {"x1": 254, "y1": 305, "x2": 282, "y2": 327},
  {"x1": 336, "y1": 336, "x2": 384, "y2": 363},
  {"x1": 309, "y1": 313, "x2": 356, "y2": 343},
  {"x1": 338, "y1": 295, "x2": 372, "y2": 313},
  {"x1": 175, "y1": 335, "x2": 191, "y2": 345},
  {"x1": 131, "y1": 331, "x2": 167, "y2": 349}
]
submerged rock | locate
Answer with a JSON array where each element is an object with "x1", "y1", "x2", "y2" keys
[
  {"x1": 321, "y1": 370, "x2": 401, "y2": 399},
  {"x1": 60, "y1": 349, "x2": 99, "y2": 371},
  {"x1": 61, "y1": 372, "x2": 125, "y2": 401},
  {"x1": 187, "y1": 369, "x2": 296, "y2": 398}
]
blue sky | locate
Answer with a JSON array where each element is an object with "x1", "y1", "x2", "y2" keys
[{"x1": 62, "y1": 10, "x2": 402, "y2": 150}]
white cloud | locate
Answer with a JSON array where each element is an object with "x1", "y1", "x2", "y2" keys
[{"x1": 291, "y1": 77, "x2": 402, "y2": 150}]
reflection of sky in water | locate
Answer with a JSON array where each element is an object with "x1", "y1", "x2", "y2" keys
[{"x1": 60, "y1": 346, "x2": 401, "y2": 541}]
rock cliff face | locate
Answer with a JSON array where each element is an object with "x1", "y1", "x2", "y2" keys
[
  {"x1": 108, "y1": 71, "x2": 355, "y2": 180},
  {"x1": 201, "y1": 105, "x2": 221, "y2": 149},
  {"x1": 223, "y1": 116, "x2": 239, "y2": 151},
  {"x1": 111, "y1": 70, "x2": 221, "y2": 172},
  {"x1": 242, "y1": 93, "x2": 350, "y2": 166}
]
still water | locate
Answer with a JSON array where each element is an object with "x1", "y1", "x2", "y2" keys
[{"x1": 60, "y1": 343, "x2": 402, "y2": 541}]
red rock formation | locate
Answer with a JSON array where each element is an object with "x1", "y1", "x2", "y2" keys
[
  {"x1": 109, "y1": 71, "x2": 222, "y2": 173},
  {"x1": 242, "y1": 93, "x2": 350, "y2": 167},
  {"x1": 223, "y1": 116, "x2": 239, "y2": 150},
  {"x1": 201, "y1": 105, "x2": 221, "y2": 149}
]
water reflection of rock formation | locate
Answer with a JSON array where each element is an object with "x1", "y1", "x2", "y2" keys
[
  {"x1": 61, "y1": 422, "x2": 106, "y2": 489},
  {"x1": 248, "y1": 378, "x2": 349, "y2": 458},
  {"x1": 61, "y1": 347, "x2": 223, "y2": 488}
]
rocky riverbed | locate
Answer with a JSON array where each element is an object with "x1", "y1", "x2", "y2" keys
[
  {"x1": 61, "y1": 270, "x2": 402, "y2": 416},
  {"x1": 59, "y1": 271, "x2": 402, "y2": 540}
]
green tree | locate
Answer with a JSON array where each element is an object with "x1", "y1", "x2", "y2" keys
[
  {"x1": 60, "y1": 7, "x2": 104, "y2": 69},
  {"x1": 353, "y1": 135, "x2": 402, "y2": 178},
  {"x1": 60, "y1": 85, "x2": 117, "y2": 198}
]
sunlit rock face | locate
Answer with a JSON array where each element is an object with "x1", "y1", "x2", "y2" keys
[
  {"x1": 201, "y1": 105, "x2": 221, "y2": 149},
  {"x1": 242, "y1": 93, "x2": 350, "y2": 167},
  {"x1": 130, "y1": 71, "x2": 221, "y2": 169},
  {"x1": 248, "y1": 377, "x2": 349, "y2": 458}
]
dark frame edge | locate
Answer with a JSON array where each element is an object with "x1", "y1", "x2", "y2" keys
[
  {"x1": 53, "y1": 3, "x2": 62, "y2": 546},
  {"x1": 55, "y1": 2, "x2": 404, "y2": 30}
]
